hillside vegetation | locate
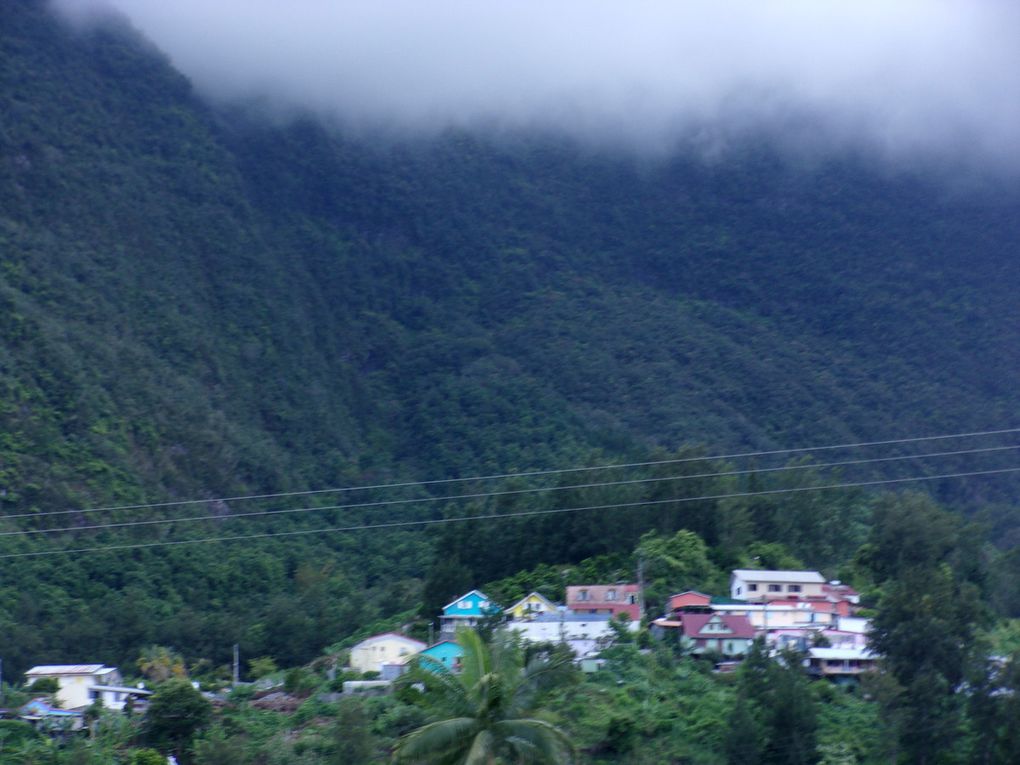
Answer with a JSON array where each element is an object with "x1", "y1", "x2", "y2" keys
[{"x1": 1, "y1": 0, "x2": 1020, "y2": 677}]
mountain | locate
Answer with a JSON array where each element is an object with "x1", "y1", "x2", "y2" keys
[{"x1": 1, "y1": 0, "x2": 1018, "y2": 673}]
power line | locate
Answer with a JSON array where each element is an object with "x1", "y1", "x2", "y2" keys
[
  {"x1": 6, "y1": 426, "x2": 1020, "y2": 522},
  {"x1": 3, "y1": 442, "x2": 1017, "y2": 537},
  {"x1": 2, "y1": 464, "x2": 1017, "y2": 560}
]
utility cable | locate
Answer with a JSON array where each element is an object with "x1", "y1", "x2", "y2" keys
[
  {"x1": 2, "y1": 443, "x2": 1017, "y2": 536},
  {"x1": 4, "y1": 429, "x2": 1019, "y2": 522},
  {"x1": 1, "y1": 464, "x2": 1017, "y2": 560},
  {"x1": 7, "y1": 425, "x2": 1018, "y2": 521}
]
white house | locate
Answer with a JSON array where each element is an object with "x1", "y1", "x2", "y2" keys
[
  {"x1": 24, "y1": 665, "x2": 150, "y2": 712},
  {"x1": 710, "y1": 602, "x2": 836, "y2": 631},
  {"x1": 349, "y1": 633, "x2": 427, "y2": 674},
  {"x1": 803, "y1": 647, "x2": 877, "y2": 678},
  {"x1": 505, "y1": 610, "x2": 637, "y2": 658},
  {"x1": 730, "y1": 570, "x2": 826, "y2": 602}
]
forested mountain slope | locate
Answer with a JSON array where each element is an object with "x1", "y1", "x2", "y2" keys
[{"x1": 1, "y1": 0, "x2": 1019, "y2": 674}]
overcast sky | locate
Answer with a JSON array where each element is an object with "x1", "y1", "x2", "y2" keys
[{"x1": 53, "y1": 0, "x2": 1020, "y2": 166}]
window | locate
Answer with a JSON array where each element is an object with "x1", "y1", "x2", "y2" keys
[
  {"x1": 748, "y1": 584, "x2": 758, "y2": 592},
  {"x1": 736, "y1": 586, "x2": 742, "y2": 595},
  {"x1": 479, "y1": 600, "x2": 489, "y2": 608},
  {"x1": 788, "y1": 584, "x2": 802, "y2": 593},
  {"x1": 628, "y1": 594, "x2": 637, "y2": 604},
  {"x1": 768, "y1": 584, "x2": 782, "y2": 592},
  {"x1": 606, "y1": 589, "x2": 617, "y2": 601},
  {"x1": 459, "y1": 600, "x2": 470, "y2": 609},
  {"x1": 578, "y1": 590, "x2": 588, "y2": 601}
]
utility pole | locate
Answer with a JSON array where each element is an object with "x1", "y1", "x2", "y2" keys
[
  {"x1": 232, "y1": 644, "x2": 239, "y2": 686},
  {"x1": 637, "y1": 556, "x2": 646, "y2": 618}
]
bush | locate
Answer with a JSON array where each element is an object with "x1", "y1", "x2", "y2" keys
[
  {"x1": 27, "y1": 677, "x2": 60, "y2": 694},
  {"x1": 131, "y1": 749, "x2": 166, "y2": 765}
]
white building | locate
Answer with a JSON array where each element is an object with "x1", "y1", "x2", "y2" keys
[
  {"x1": 348, "y1": 633, "x2": 427, "y2": 675},
  {"x1": 730, "y1": 569, "x2": 826, "y2": 602},
  {"x1": 711, "y1": 602, "x2": 836, "y2": 631},
  {"x1": 24, "y1": 665, "x2": 150, "y2": 712},
  {"x1": 804, "y1": 647, "x2": 877, "y2": 678},
  {"x1": 505, "y1": 610, "x2": 637, "y2": 658}
]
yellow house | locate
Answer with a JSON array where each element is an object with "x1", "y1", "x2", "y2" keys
[
  {"x1": 349, "y1": 633, "x2": 427, "y2": 674},
  {"x1": 505, "y1": 592, "x2": 558, "y2": 621}
]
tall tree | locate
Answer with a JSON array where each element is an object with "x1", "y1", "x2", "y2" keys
[
  {"x1": 143, "y1": 678, "x2": 211, "y2": 764},
  {"x1": 732, "y1": 641, "x2": 817, "y2": 765},
  {"x1": 864, "y1": 493, "x2": 988, "y2": 765}
]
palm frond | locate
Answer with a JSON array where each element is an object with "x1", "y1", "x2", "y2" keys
[
  {"x1": 393, "y1": 717, "x2": 479, "y2": 763},
  {"x1": 493, "y1": 718, "x2": 575, "y2": 764},
  {"x1": 457, "y1": 627, "x2": 492, "y2": 699},
  {"x1": 463, "y1": 729, "x2": 496, "y2": 765},
  {"x1": 402, "y1": 657, "x2": 473, "y2": 717}
]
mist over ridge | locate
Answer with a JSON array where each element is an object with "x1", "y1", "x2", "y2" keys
[{"x1": 52, "y1": 0, "x2": 1020, "y2": 169}]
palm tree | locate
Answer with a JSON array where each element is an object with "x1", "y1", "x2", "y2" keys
[{"x1": 393, "y1": 629, "x2": 575, "y2": 764}]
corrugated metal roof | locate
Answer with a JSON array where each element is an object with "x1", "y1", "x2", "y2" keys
[
  {"x1": 731, "y1": 569, "x2": 825, "y2": 583},
  {"x1": 25, "y1": 665, "x2": 110, "y2": 676}
]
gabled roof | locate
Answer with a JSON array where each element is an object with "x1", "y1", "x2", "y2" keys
[
  {"x1": 26, "y1": 665, "x2": 111, "y2": 676},
  {"x1": 669, "y1": 590, "x2": 712, "y2": 599},
  {"x1": 507, "y1": 592, "x2": 557, "y2": 612},
  {"x1": 441, "y1": 589, "x2": 495, "y2": 613},
  {"x1": 681, "y1": 613, "x2": 755, "y2": 640},
  {"x1": 731, "y1": 569, "x2": 825, "y2": 584},
  {"x1": 352, "y1": 632, "x2": 427, "y2": 650}
]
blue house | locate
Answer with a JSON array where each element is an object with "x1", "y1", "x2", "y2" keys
[
  {"x1": 439, "y1": 589, "x2": 500, "y2": 639},
  {"x1": 419, "y1": 640, "x2": 465, "y2": 672}
]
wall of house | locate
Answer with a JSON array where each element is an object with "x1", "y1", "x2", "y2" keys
[
  {"x1": 350, "y1": 639, "x2": 423, "y2": 673},
  {"x1": 732, "y1": 576, "x2": 825, "y2": 601}
]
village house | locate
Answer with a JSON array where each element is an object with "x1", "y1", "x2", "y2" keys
[
  {"x1": 24, "y1": 665, "x2": 150, "y2": 712},
  {"x1": 652, "y1": 612, "x2": 755, "y2": 658},
  {"x1": 20, "y1": 698, "x2": 84, "y2": 731},
  {"x1": 418, "y1": 640, "x2": 464, "y2": 672},
  {"x1": 803, "y1": 647, "x2": 877, "y2": 680},
  {"x1": 566, "y1": 584, "x2": 641, "y2": 621},
  {"x1": 730, "y1": 569, "x2": 827, "y2": 602},
  {"x1": 665, "y1": 591, "x2": 713, "y2": 612},
  {"x1": 505, "y1": 591, "x2": 558, "y2": 620},
  {"x1": 505, "y1": 611, "x2": 622, "y2": 658},
  {"x1": 349, "y1": 633, "x2": 427, "y2": 675},
  {"x1": 710, "y1": 601, "x2": 837, "y2": 631},
  {"x1": 439, "y1": 590, "x2": 501, "y2": 639}
]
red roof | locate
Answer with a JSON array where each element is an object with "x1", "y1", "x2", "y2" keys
[
  {"x1": 681, "y1": 613, "x2": 755, "y2": 640},
  {"x1": 667, "y1": 591, "x2": 712, "y2": 611}
]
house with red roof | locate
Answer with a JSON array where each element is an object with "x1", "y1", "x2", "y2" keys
[
  {"x1": 566, "y1": 584, "x2": 641, "y2": 621},
  {"x1": 652, "y1": 612, "x2": 755, "y2": 658},
  {"x1": 666, "y1": 591, "x2": 712, "y2": 613}
]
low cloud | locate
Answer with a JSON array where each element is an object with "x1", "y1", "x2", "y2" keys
[{"x1": 53, "y1": 0, "x2": 1020, "y2": 166}]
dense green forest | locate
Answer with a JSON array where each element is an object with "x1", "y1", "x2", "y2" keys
[{"x1": 2, "y1": 0, "x2": 1020, "y2": 737}]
